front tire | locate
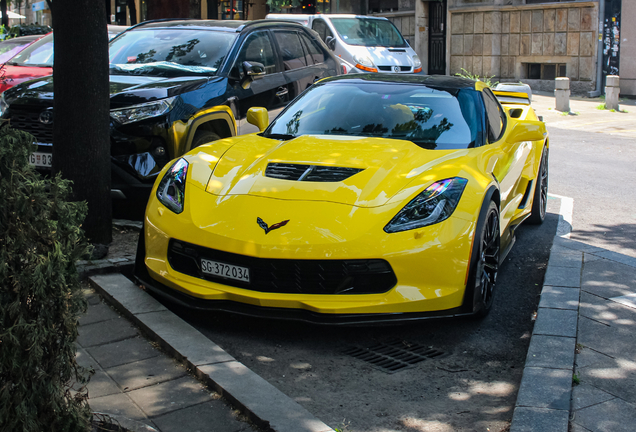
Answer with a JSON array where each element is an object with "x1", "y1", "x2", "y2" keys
[
  {"x1": 468, "y1": 201, "x2": 500, "y2": 318},
  {"x1": 528, "y1": 146, "x2": 549, "y2": 224},
  {"x1": 191, "y1": 130, "x2": 221, "y2": 149}
]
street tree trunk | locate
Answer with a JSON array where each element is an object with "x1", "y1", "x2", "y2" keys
[
  {"x1": 51, "y1": 0, "x2": 112, "y2": 246},
  {"x1": 1, "y1": 0, "x2": 8, "y2": 28}
]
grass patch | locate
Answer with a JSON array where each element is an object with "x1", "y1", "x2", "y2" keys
[{"x1": 573, "y1": 373, "x2": 581, "y2": 385}]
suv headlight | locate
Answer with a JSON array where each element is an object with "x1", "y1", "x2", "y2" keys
[
  {"x1": 156, "y1": 158, "x2": 188, "y2": 214},
  {"x1": 111, "y1": 96, "x2": 177, "y2": 125},
  {"x1": 384, "y1": 178, "x2": 468, "y2": 233},
  {"x1": 0, "y1": 94, "x2": 9, "y2": 117}
]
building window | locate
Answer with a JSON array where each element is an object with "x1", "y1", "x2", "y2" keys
[
  {"x1": 369, "y1": 0, "x2": 398, "y2": 13},
  {"x1": 526, "y1": 0, "x2": 563, "y2": 4},
  {"x1": 526, "y1": 63, "x2": 566, "y2": 79}
]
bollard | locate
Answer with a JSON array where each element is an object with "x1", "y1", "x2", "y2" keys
[
  {"x1": 555, "y1": 77, "x2": 570, "y2": 112},
  {"x1": 605, "y1": 75, "x2": 620, "y2": 111}
]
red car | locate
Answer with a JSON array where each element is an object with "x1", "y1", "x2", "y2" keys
[{"x1": 0, "y1": 26, "x2": 128, "y2": 94}]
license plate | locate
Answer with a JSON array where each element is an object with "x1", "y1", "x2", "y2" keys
[
  {"x1": 201, "y1": 259, "x2": 250, "y2": 283},
  {"x1": 29, "y1": 152, "x2": 52, "y2": 168}
]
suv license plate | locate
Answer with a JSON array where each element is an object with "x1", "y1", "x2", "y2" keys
[
  {"x1": 29, "y1": 152, "x2": 52, "y2": 168},
  {"x1": 201, "y1": 259, "x2": 250, "y2": 283}
]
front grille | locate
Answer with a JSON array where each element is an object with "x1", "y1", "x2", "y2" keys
[
  {"x1": 9, "y1": 108, "x2": 53, "y2": 144},
  {"x1": 265, "y1": 163, "x2": 363, "y2": 182},
  {"x1": 377, "y1": 66, "x2": 411, "y2": 72},
  {"x1": 167, "y1": 239, "x2": 397, "y2": 295}
]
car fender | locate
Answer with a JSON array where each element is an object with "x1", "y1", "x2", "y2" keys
[{"x1": 169, "y1": 105, "x2": 237, "y2": 156}]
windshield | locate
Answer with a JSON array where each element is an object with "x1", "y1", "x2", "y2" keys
[
  {"x1": 331, "y1": 18, "x2": 406, "y2": 47},
  {"x1": 7, "y1": 33, "x2": 53, "y2": 67},
  {"x1": 0, "y1": 38, "x2": 35, "y2": 63},
  {"x1": 109, "y1": 29, "x2": 237, "y2": 77},
  {"x1": 264, "y1": 82, "x2": 484, "y2": 150}
]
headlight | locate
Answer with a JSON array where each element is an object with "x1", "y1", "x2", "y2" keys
[
  {"x1": 111, "y1": 96, "x2": 177, "y2": 125},
  {"x1": 353, "y1": 54, "x2": 378, "y2": 72},
  {"x1": 0, "y1": 94, "x2": 9, "y2": 117},
  {"x1": 412, "y1": 55, "x2": 422, "y2": 68},
  {"x1": 384, "y1": 177, "x2": 468, "y2": 233},
  {"x1": 156, "y1": 158, "x2": 188, "y2": 214}
]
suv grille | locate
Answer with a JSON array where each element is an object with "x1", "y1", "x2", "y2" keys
[
  {"x1": 168, "y1": 239, "x2": 397, "y2": 295},
  {"x1": 9, "y1": 108, "x2": 53, "y2": 144},
  {"x1": 265, "y1": 163, "x2": 363, "y2": 182}
]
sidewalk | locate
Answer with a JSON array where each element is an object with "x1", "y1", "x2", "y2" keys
[
  {"x1": 509, "y1": 91, "x2": 636, "y2": 431},
  {"x1": 77, "y1": 286, "x2": 261, "y2": 432}
]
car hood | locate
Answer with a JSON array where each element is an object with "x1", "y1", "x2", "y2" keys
[
  {"x1": 191, "y1": 134, "x2": 466, "y2": 208},
  {"x1": 344, "y1": 45, "x2": 417, "y2": 67},
  {"x1": 3, "y1": 73, "x2": 223, "y2": 107},
  {"x1": 0, "y1": 65, "x2": 52, "y2": 94}
]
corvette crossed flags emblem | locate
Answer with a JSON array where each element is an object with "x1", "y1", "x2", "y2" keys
[{"x1": 257, "y1": 217, "x2": 289, "y2": 234}]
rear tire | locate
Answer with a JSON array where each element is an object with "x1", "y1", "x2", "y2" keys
[
  {"x1": 528, "y1": 146, "x2": 548, "y2": 225},
  {"x1": 191, "y1": 130, "x2": 221, "y2": 149},
  {"x1": 467, "y1": 201, "x2": 500, "y2": 318}
]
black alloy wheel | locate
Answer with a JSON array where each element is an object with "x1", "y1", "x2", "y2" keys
[
  {"x1": 472, "y1": 201, "x2": 500, "y2": 318},
  {"x1": 528, "y1": 146, "x2": 549, "y2": 224}
]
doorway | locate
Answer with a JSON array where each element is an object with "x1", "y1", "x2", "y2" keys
[{"x1": 428, "y1": 0, "x2": 447, "y2": 75}]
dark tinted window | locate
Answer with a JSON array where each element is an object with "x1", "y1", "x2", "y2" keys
[
  {"x1": 265, "y1": 82, "x2": 484, "y2": 150},
  {"x1": 236, "y1": 31, "x2": 276, "y2": 74},
  {"x1": 299, "y1": 33, "x2": 325, "y2": 64},
  {"x1": 312, "y1": 19, "x2": 332, "y2": 41},
  {"x1": 273, "y1": 31, "x2": 308, "y2": 71},
  {"x1": 482, "y1": 88, "x2": 505, "y2": 143}
]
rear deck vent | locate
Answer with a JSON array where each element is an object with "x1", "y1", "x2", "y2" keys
[
  {"x1": 266, "y1": 163, "x2": 363, "y2": 182},
  {"x1": 343, "y1": 339, "x2": 446, "y2": 373}
]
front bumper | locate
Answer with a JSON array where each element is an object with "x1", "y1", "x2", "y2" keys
[{"x1": 139, "y1": 185, "x2": 477, "y2": 320}]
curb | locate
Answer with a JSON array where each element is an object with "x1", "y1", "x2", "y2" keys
[
  {"x1": 88, "y1": 273, "x2": 335, "y2": 432},
  {"x1": 510, "y1": 194, "x2": 579, "y2": 432}
]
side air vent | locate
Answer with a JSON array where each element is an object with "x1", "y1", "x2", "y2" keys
[{"x1": 266, "y1": 163, "x2": 363, "y2": 182}]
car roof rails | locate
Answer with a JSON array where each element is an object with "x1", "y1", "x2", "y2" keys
[
  {"x1": 238, "y1": 19, "x2": 303, "y2": 32},
  {"x1": 127, "y1": 18, "x2": 196, "y2": 32}
]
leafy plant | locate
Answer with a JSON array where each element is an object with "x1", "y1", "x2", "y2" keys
[
  {"x1": 455, "y1": 68, "x2": 499, "y2": 88},
  {"x1": 572, "y1": 373, "x2": 581, "y2": 385},
  {"x1": 0, "y1": 127, "x2": 92, "y2": 431},
  {"x1": 596, "y1": 103, "x2": 607, "y2": 110},
  {"x1": 266, "y1": 0, "x2": 301, "y2": 13}
]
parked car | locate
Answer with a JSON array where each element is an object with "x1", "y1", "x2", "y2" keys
[
  {"x1": 267, "y1": 14, "x2": 421, "y2": 74},
  {"x1": 0, "y1": 35, "x2": 40, "y2": 64},
  {"x1": 0, "y1": 19, "x2": 340, "y2": 202},
  {"x1": 134, "y1": 74, "x2": 548, "y2": 324},
  {"x1": 0, "y1": 26, "x2": 129, "y2": 94}
]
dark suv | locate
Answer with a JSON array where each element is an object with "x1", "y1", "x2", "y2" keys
[{"x1": 0, "y1": 19, "x2": 340, "y2": 201}]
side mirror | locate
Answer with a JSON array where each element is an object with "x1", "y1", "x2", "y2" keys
[
  {"x1": 247, "y1": 107, "x2": 269, "y2": 132},
  {"x1": 243, "y1": 61, "x2": 266, "y2": 79},
  {"x1": 325, "y1": 35, "x2": 336, "y2": 51},
  {"x1": 506, "y1": 119, "x2": 547, "y2": 144}
]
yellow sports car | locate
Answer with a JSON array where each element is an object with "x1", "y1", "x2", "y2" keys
[{"x1": 134, "y1": 75, "x2": 548, "y2": 324}]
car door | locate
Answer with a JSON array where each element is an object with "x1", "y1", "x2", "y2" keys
[
  {"x1": 482, "y1": 88, "x2": 532, "y2": 230},
  {"x1": 298, "y1": 30, "x2": 337, "y2": 80},
  {"x1": 229, "y1": 30, "x2": 288, "y2": 118},
  {"x1": 271, "y1": 29, "x2": 317, "y2": 101}
]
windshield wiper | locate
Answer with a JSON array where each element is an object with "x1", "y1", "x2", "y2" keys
[{"x1": 262, "y1": 133, "x2": 296, "y2": 141}]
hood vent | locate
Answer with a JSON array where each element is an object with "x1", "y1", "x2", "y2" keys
[
  {"x1": 388, "y1": 49, "x2": 406, "y2": 52},
  {"x1": 265, "y1": 163, "x2": 363, "y2": 182}
]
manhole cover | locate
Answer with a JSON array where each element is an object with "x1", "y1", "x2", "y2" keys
[{"x1": 343, "y1": 339, "x2": 446, "y2": 373}]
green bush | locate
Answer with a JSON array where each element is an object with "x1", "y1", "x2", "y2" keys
[{"x1": 0, "y1": 127, "x2": 92, "y2": 431}]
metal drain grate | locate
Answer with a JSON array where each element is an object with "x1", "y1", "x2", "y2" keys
[{"x1": 343, "y1": 339, "x2": 446, "y2": 373}]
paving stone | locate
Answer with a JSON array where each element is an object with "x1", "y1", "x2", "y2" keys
[
  {"x1": 571, "y1": 383, "x2": 615, "y2": 411},
  {"x1": 152, "y1": 401, "x2": 255, "y2": 432},
  {"x1": 126, "y1": 376, "x2": 214, "y2": 417},
  {"x1": 577, "y1": 316, "x2": 636, "y2": 359},
  {"x1": 106, "y1": 356, "x2": 187, "y2": 391},
  {"x1": 510, "y1": 406, "x2": 569, "y2": 432},
  {"x1": 516, "y1": 367, "x2": 572, "y2": 410},
  {"x1": 593, "y1": 250, "x2": 636, "y2": 269},
  {"x1": 574, "y1": 398, "x2": 636, "y2": 432},
  {"x1": 575, "y1": 346, "x2": 614, "y2": 370},
  {"x1": 548, "y1": 250, "x2": 583, "y2": 268},
  {"x1": 583, "y1": 253, "x2": 603, "y2": 263},
  {"x1": 570, "y1": 422, "x2": 593, "y2": 432},
  {"x1": 609, "y1": 293, "x2": 636, "y2": 310},
  {"x1": 576, "y1": 355, "x2": 636, "y2": 405},
  {"x1": 581, "y1": 259, "x2": 636, "y2": 300},
  {"x1": 135, "y1": 311, "x2": 235, "y2": 366},
  {"x1": 525, "y1": 335, "x2": 575, "y2": 369},
  {"x1": 87, "y1": 369, "x2": 121, "y2": 398},
  {"x1": 76, "y1": 345, "x2": 98, "y2": 370},
  {"x1": 77, "y1": 317, "x2": 138, "y2": 348},
  {"x1": 79, "y1": 301, "x2": 120, "y2": 326},
  {"x1": 90, "y1": 274, "x2": 168, "y2": 316},
  {"x1": 538, "y1": 286, "x2": 580, "y2": 310},
  {"x1": 90, "y1": 393, "x2": 150, "y2": 422},
  {"x1": 533, "y1": 308, "x2": 578, "y2": 338},
  {"x1": 553, "y1": 236, "x2": 605, "y2": 253},
  {"x1": 543, "y1": 266, "x2": 581, "y2": 288},
  {"x1": 198, "y1": 361, "x2": 336, "y2": 432},
  {"x1": 579, "y1": 291, "x2": 636, "y2": 327},
  {"x1": 87, "y1": 336, "x2": 161, "y2": 369}
]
